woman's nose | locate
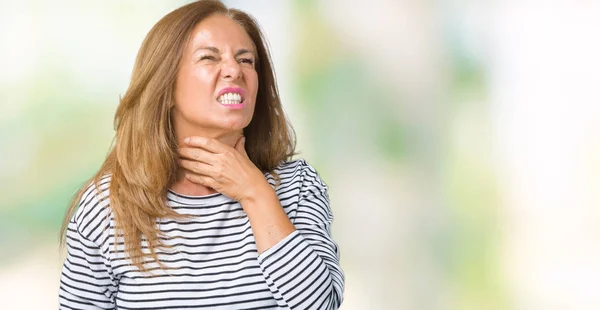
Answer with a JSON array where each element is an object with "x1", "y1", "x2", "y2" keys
[{"x1": 220, "y1": 58, "x2": 242, "y2": 80}]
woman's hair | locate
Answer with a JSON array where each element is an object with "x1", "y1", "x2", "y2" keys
[{"x1": 60, "y1": 0, "x2": 295, "y2": 271}]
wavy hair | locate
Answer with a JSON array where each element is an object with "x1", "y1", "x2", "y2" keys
[{"x1": 60, "y1": 0, "x2": 296, "y2": 271}]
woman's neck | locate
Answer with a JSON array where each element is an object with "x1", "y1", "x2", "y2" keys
[
  {"x1": 177, "y1": 130, "x2": 244, "y2": 149},
  {"x1": 171, "y1": 172, "x2": 217, "y2": 197},
  {"x1": 170, "y1": 129, "x2": 244, "y2": 197}
]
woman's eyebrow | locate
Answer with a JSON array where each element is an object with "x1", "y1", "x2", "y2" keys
[
  {"x1": 235, "y1": 49, "x2": 256, "y2": 57},
  {"x1": 194, "y1": 46, "x2": 219, "y2": 53},
  {"x1": 193, "y1": 46, "x2": 255, "y2": 57}
]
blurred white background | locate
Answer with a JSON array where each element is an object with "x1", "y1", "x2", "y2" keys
[{"x1": 1, "y1": 0, "x2": 599, "y2": 309}]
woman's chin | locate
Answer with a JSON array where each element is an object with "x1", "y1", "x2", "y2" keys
[{"x1": 217, "y1": 117, "x2": 251, "y2": 131}]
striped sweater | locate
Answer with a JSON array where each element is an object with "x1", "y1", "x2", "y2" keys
[{"x1": 58, "y1": 159, "x2": 344, "y2": 309}]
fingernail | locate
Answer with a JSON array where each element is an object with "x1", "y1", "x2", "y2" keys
[{"x1": 184, "y1": 137, "x2": 190, "y2": 143}]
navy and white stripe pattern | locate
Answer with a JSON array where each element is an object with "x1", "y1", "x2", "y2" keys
[{"x1": 59, "y1": 159, "x2": 344, "y2": 309}]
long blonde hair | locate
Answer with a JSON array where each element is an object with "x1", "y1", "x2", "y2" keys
[{"x1": 60, "y1": 0, "x2": 296, "y2": 271}]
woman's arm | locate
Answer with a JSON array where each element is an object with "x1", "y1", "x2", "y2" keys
[
  {"x1": 59, "y1": 183, "x2": 116, "y2": 310},
  {"x1": 253, "y1": 162, "x2": 344, "y2": 309},
  {"x1": 178, "y1": 136, "x2": 298, "y2": 252},
  {"x1": 238, "y1": 181, "x2": 296, "y2": 254},
  {"x1": 179, "y1": 137, "x2": 344, "y2": 309}
]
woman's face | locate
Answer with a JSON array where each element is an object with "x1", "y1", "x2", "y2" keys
[{"x1": 172, "y1": 14, "x2": 258, "y2": 136}]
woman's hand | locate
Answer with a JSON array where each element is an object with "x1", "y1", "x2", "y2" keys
[
  {"x1": 178, "y1": 136, "x2": 269, "y2": 202},
  {"x1": 180, "y1": 136, "x2": 296, "y2": 254}
]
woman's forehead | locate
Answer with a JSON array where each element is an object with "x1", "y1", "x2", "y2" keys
[{"x1": 188, "y1": 15, "x2": 255, "y2": 51}]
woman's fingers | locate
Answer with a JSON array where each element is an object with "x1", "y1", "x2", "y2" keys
[
  {"x1": 180, "y1": 159, "x2": 222, "y2": 189},
  {"x1": 184, "y1": 136, "x2": 228, "y2": 154},
  {"x1": 184, "y1": 173, "x2": 217, "y2": 189},
  {"x1": 178, "y1": 136, "x2": 261, "y2": 201},
  {"x1": 179, "y1": 147, "x2": 213, "y2": 163},
  {"x1": 179, "y1": 159, "x2": 215, "y2": 176}
]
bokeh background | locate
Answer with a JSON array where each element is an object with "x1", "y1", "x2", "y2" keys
[{"x1": 1, "y1": 0, "x2": 599, "y2": 309}]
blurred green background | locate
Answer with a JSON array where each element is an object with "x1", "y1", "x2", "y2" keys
[{"x1": 1, "y1": 1, "x2": 599, "y2": 309}]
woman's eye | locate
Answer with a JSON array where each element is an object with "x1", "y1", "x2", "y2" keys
[
  {"x1": 198, "y1": 55, "x2": 216, "y2": 62},
  {"x1": 239, "y1": 58, "x2": 254, "y2": 65}
]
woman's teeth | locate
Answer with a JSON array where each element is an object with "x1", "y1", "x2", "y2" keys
[{"x1": 218, "y1": 93, "x2": 242, "y2": 105}]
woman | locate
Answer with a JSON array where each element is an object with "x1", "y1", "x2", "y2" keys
[{"x1": 58, "y1": 1, "x2": 344, "y2": 309}]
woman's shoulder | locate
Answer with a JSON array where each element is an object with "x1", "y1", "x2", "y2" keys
[
  {"x1": 273, "y1": 160, "x2": 333, "y2": 223},
  {"x1": 271, "y1": 159, "x2": 329, "y2": 193},
  {"x1": 71, "y1": 174, "x2": 113, "y2": 241}
]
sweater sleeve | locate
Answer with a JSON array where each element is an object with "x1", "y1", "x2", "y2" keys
[
  {"x1": 257, "y1": 162, "x2": 345, "y2": 309},
  {"x1": 59, "y1": 183, "x2": 117, "y2": 310}
]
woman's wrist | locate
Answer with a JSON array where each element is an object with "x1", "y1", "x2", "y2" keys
[
  {"x1": 238, "y1": 174, "x2": 296, "y2": 254},
  {"x1": 239, "y1": 176, "x2": 276, "y2": 206}
]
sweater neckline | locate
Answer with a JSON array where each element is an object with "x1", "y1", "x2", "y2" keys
[{"x1": 166, "y1": 189, "x2": 232, "y2": 205}]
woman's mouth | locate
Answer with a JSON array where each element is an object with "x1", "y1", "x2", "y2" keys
[
  {"x1": 217, "y1": 92, "x2": 243, "y2": 105},
  {"x1": 217, "y1": 87, "x2": 246, "y2": 108}
]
